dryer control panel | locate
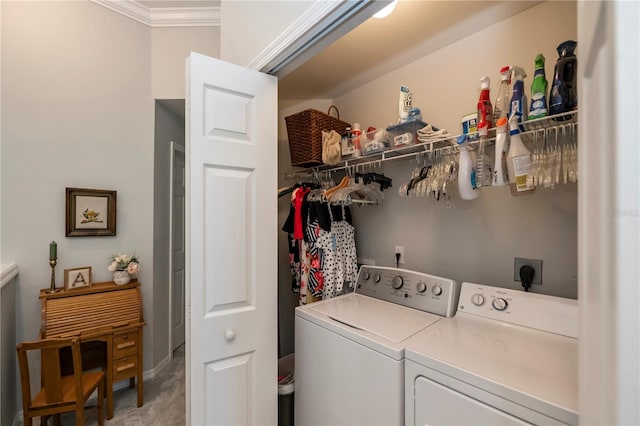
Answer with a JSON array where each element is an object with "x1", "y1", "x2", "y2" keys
[{"x1": 355, "y1": 266, "x2": 459, "y2": 317}]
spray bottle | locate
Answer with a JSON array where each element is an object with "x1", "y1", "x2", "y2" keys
[
  {"x1": 506, "y1": 112, "x2": 535, "y2": 196},
  {"x1": 529, "y1": 54, "x2": 548, "y2": 119},
  {"x1": 477, "y1": 76, "x2": 494, "y2": 130},
  {"x1": 493, "y1": 117, "x2": 509, "y2": 187},
  {"x1": 493, "y1": 66, "x2": 511, "y2": 121},
  {"x1": 509, "y1": 66, "x2": 528, "y2": 133},
  {"x1": 456, "y1": 134, "x2": 478, "y2": 200}
]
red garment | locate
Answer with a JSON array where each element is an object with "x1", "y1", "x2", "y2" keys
[{"x1": 293, "y1": 187, "x2": 310, "y2": 240}]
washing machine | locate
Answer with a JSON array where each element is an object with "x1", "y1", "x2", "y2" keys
[
  {"x1": 405, "y1": 282, "x2": 579, "y2": 425},
  {"x1": 295, "y1": 265, "x2": 459, "y2": 426}
]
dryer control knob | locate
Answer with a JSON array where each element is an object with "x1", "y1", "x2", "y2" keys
[
  {"x1": 362, "y1": 272, "x2": 371, "y2": 281},
  {"x1": 416, "y1": 282, "x2": 427, "y2": 293},
  {"x1": 492, "y1": 297, "x2": 508, "y2": 311},
  {"x1": 431, "y1": 285, "x2": 442, "y2": 296},
  {"x1": 373, "y1": 274, "x2": 381, "y2": 283},
  {"x1": 472, "y1": 294, "x2": 485, "y2": 306},
  {"x1": 392, "y1": 276, "x2": 404, "y2": 289}
]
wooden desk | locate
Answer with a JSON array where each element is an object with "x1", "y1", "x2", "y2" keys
[{"x1": 39, "y1": 280, "x2": 146, "y2": 420}]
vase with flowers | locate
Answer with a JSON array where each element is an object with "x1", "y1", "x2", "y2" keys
[{"x1": 108, "y1": 253, "x2": 140, "y2": 285}]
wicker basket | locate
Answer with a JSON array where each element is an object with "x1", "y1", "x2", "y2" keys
[{"x1": 285, "y1": 106, "x2": 350, "y2": 167}]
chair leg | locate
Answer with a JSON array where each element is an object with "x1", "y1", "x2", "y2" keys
[
  {"x1": 76, "y1": 406, "x2": 85, "y2": 426},
  {"x1": 39, "y1": 414, "x2": 48, "y2": 425},
  {"x1": 97, "y1": 378, "x2": 105, "y2": 426},
  {"x1": 53, "y1": 414, "x2": 61, "y2": 426},
  {"x1": 23, "y1": 415, "x2": 33, "y2": 426}
]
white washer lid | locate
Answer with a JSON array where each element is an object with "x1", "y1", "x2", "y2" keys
[
  {"x1": 308, "y1": 293, "x2": 442, "y2": 343},
  {"x1": 405, "y1": 313, "x2": 578, "y2": 424}
]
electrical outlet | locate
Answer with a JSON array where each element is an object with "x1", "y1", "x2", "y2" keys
[
  {"x1": 514, "y1": 257, "x2": 543, "y2": 285},
  {"x1": 395, "y1": 246, "x2": 405, "y2": 265}
]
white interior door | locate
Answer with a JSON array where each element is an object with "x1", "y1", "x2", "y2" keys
[
  {"x1": 170, "y1": 142, "x2": 186, "y2": 352},
  {"x1": 186, "y1": 52, "x2": 278, "y2": 425}
]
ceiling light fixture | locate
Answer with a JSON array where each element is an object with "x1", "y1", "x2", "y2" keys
[{"x1": 373, "y1": 0, "x2": 398, "y2": 19}]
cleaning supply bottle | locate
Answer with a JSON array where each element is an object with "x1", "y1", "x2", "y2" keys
[
  {"x1": 477, "y1": 76, "x2": 494, "y2": 130},
  {"x1": 529, "y1": 54, "x2": 548, "y2": 119},
  {"x1": 456, "y1": 134, "x2": 478, "y2": 200},
  {"x1": 506, "y1": 112, "x2": 535, "y2": 196},
  {"x1": 352, "y1": 122, "x2": 362, "y2": 157},
  {"x1": 549, "y1": 40, "x2": 578, "y2": 116},
  {"x1": 493, "y1": 117, "x2": 509, "y2": 186},
  {"x1": 508, "y1": 66, "x2": 528, "y2": 132},
  {"x1": 475, "y1": 122, "x2": 492, "y2": 187},
  {"x1": 493, "y1": 66, "x2": 512, "y2": 121}
]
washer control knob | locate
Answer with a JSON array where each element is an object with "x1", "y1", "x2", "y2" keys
[
  {"x1": 431, "y1": 285, "x2": 443, "y2": 296},
  {"x1": 362, "y1": 272, "x2": 371, "y2": 281},
  {"x1": 416, "y1": 282, "x2": 427, "y2": 293},
  {"x1": 392, "y1": 276, "x2": 404, "y2": 290},
  {"x1": 373, "y1": 274, "x2": 381, "y2": 283},
  {"x1": 471, "y1": 294, "x2": 485, "y2": 306},
  {"x1": 492, "y1": 297, "x2": 508, "y2": 311}
]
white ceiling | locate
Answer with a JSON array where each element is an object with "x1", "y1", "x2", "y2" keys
[
  {"x1": 278, "y1": 0, "x2": 541, "y2": 100},
  {"x1": 132, "y1": 0, "x2": 541, "y2": 103}
]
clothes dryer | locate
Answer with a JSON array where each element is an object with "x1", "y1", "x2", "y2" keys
[
  {"x1": 405, "y1": 282, "x2": 578, "y2": 425},
  {"x1": 295, "y1": 266, "x2": 459, "y2": 425}
]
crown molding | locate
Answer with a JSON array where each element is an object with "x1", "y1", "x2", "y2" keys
[{"x1": 91, "y1": 0, "x2": 220, "y2": 27}]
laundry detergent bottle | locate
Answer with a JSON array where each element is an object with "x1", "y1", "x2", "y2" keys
[
  {"x1": 506, "y1": 112, "x2": 535, "y2": 196},
  {"x1": 529, "y1": 54, "x2": 548, "y2": 119},
  {"x1": 508, "y1": 66, "x2": 528, "y2": 132},
  {"x1": 494, "y1": 66, "x2": 511, "y2": 120},
  {"x1": 549, "y1": 40, "x2": 578, "y2": 116},
  {"x1": 456, "y1": 134, "x2": 479, "y2": 200}
]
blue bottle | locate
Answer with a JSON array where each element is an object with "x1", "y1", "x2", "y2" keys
[{"x1": 549, "y1": 40, "x2": 578, "y2": 117}]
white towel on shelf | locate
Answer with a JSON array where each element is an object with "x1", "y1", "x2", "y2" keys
[{"x1": 417, "y1": 124, "x2": 451, "y2": 142}]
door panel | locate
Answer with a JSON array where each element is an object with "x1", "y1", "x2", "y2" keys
[
  {"x1": 187, "y1": 52, "x2": 278, "y2": 426},
  {"x1": 171, "y1": 143, "x2": 186, "y2": 351}
]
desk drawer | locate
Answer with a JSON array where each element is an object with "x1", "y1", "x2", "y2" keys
[
  {"x1": 113, "y1": 331, "x2": 138, "y2": 358},
  {"x1": 113, "y1": 356, "x2": 137, "y2": 381}
]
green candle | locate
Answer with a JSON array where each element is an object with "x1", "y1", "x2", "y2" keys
[{"x1": 49, "y1": 241, "x2": 57, "y2": 260}]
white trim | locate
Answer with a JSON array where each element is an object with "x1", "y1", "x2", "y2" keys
[
  {"x1": 91, "y1": 0, "x2": 220, "y2": 27},
  {"x1": 246, "y1": 1, "x2": 342, "y2": 71},
  {"x1": 248, "y1": 0, "x2": 386, "y2": 76},
  {"x1": 169, "y1": 142, "x2": 185, "y2": 359},
  {"x1": 0, "y1": 263, "x2": 18, "y2": 289}
]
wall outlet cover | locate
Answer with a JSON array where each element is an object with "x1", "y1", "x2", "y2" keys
[{"x1": 514, "y1": 257, "x2": 543, "y2": 285}]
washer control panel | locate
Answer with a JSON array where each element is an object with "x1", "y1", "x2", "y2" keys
[
  {"x1": 356, "y1": 266, "x2": 459, "y2": 317},
  {"x1": 457, "y1": 282, "x2": 579, "y2": 338}
]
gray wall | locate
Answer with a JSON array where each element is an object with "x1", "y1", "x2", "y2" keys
[
  {"x1": 1, "y1": 0, "x2": 218, "y2": 402},
  {"x1": 1, "y1": 276, "x2": 17, "y2": 426},
  {"x1": 153, "y1": 100, "x2": 186, "y2": 366}
]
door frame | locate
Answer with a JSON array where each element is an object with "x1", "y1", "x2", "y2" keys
[{"x1": 169, "y1": 140, "x2": 185, "y2": 360}]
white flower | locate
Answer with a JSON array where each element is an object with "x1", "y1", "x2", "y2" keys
[
  {"x1": 127, "y1": 262, "x2": 139, "y2": 275},
  {"x1": 108, "y1": 253, "x2": 140, "y2": 273}
]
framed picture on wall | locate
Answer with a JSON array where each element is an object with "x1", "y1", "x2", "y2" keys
[
  {"x1": 64, "y1": 266, "x2": 92, "y2": 291},
  {"x1": 65, "y1": 187, "x2": 117, "y2": 237}
]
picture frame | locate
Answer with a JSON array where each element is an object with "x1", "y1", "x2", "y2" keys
[
  {"x1": 66, "y1": 188, "x2": 116, "y2": 237},
  {"x1": 64, "y1": 266, "x2": 92, "y2": 291}
]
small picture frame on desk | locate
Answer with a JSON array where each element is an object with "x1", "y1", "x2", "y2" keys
[{"x1": 64, "y1": 266, "x2": 92, "y2": 291}]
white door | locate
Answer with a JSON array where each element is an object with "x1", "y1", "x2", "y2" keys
[
  {"x1": 578, "y1": 1, "x2": 639, "y2": 424},
  {"x1": 186, "y1": 52, "x2": 278, "y2": 425},
  {"x1": 170, "y1": 142, "x2": 186, "y2": 351}
]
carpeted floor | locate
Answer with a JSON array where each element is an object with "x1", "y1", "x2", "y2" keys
[{"x1": 32, "y1": 345, "x2": 185, "y2": 425}]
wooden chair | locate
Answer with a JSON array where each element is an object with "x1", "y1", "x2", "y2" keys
[{"x1": 16, "y1": 337, "x2": 105, "y2": 426}]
